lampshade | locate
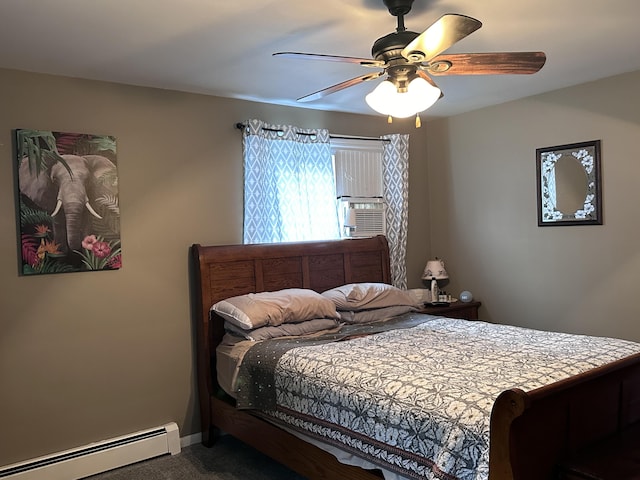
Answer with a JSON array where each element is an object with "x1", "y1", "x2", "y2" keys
[
  {"x1": 421, "y1": 258, "x2": 448, "y2": 280},
  {"x1": 365, "y1": 77, "x2": 441, "y2": 118}
]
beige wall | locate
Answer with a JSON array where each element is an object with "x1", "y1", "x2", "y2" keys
[
  {"x1": 426, "y1": 70, "x2": 640, "y2": 341},
  {"x1": 0, "y1": 68, "x2": 429, "y2": 465},
  {"x1": 6, "y1": 63, "x2": 638, "y2": 468}
]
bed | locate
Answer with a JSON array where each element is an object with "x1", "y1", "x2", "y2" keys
[{"x1": 191, "y1": 235, "x2": 640, "y2": 480}]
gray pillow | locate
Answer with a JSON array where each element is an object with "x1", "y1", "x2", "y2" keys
[
  {"x1": 224, "y1": 318, "x2": 341, "y2": 341},
  {"x1": 212, "y1": 288, "x2": 340, "y2": 330},
  {"x1": 339, "y1": 305, "x2": 417, "y2": 324},
  {"x1": 322, "y1": 283, "x2": 421, "y2": 311}
]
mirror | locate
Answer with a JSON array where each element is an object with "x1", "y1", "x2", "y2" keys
[{"x1": 536, "y1": 140, "x2": 602, "y2": 226}]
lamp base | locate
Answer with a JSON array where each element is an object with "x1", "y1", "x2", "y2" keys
[{"x1": 430, "y1": 278, "x2": 438, "y2": 304}]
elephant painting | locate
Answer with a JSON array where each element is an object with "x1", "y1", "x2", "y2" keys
[{"x1": 16, "y1": 130, "x2": 121, "y2": 274}]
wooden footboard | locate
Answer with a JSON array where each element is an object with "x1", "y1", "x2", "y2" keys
[{"x1": 489, "y1": 352, "x2": 640, "y2": 480}]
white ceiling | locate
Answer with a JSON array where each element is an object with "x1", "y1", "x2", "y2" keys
[{"x1": 2, "y1": 0, "x2": 639, "y2": 119}]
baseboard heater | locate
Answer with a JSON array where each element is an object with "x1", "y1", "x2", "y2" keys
[{"x1": 0, "y1": 422, "x2": 180, "y2": 479}]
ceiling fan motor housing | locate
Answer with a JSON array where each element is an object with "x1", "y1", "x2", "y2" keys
[
  {"x1": 372, "y1": 30, "x2": 420, "y2": 90},
  {"x1": 383, "y1": 0, "x2": 415, "y2": 17},
  {"x1": 372, "y1": 30, "x2": 419, "y2": 61}
]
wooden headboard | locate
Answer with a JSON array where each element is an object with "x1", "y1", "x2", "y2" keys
[
  {"x1": 190, "y1": 236, "x2": 394, "y2": 472},
  {"x1": 190, "y1": 236, "x2": 391, "y2": 413}
]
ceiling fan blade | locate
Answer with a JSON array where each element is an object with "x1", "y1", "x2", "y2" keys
[
  {"x1": 297, "y1": 71, "x2": 384, "y2": 102},
  {"x1": 426, "y1": 52, "x2": 547, "y2": 75},
  {"x1": 401, "y1": 14, "x2": 482, "y2": 63},
  {"x1": 416, "y1": 70, "x2": 444, "y2": 99},
  {"x1": 273, "y1": 52, "x2": 385, "y2": 68}
]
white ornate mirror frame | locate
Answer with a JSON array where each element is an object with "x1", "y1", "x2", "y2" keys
[{"x1": 536, "y1": 139, "x2": 602, "y2": 226}]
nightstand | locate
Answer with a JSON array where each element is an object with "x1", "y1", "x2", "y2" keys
[{"x1": 418, "y1": 301, "x2": 481, "y2": 320}]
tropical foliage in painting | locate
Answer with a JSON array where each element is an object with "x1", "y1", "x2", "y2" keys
[{"x1": 16, "y1": 129, "x2": 121, "y2": 275}]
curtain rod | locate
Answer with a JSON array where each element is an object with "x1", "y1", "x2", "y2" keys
[{"x1": 234, "y1": 123, "x2": 389, "y2": 143}]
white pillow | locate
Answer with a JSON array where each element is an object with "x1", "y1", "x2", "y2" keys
[{"x1": 211, "y1": 288, "x2": 340, "y2": 330}]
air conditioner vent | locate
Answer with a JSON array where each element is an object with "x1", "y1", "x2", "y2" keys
[
  {"x1": 354, "y1": 210, "x2": 385, "y2": 236},
  {"x1": 338, "y1": 198, "x2": 386, "y2": 238}
]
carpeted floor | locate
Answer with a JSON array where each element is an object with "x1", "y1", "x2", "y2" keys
[{"x1": 86, "y1": 435, "x2": 307, "y2": 480}]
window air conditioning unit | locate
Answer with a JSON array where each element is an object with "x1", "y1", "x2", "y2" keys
[{"x1": 339, "y1": 197, "x2": 386, "y2": 238}]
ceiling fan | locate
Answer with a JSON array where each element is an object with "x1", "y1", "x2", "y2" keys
[{"x1": 273, "y1": 0, "x2": 546, "y2": 124}]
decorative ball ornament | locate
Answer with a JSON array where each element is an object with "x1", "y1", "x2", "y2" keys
[{"x1": 460, "y1": 291, "x2": 473, "y2": 303}]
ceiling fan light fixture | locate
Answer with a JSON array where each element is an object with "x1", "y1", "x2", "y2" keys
[{"x1": 365, "y1": 77, "x2": 440, "y2": 118}]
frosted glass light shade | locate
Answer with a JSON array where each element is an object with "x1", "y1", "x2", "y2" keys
[{"x1": 365, "y1": 77, "x2": 441, "y2": 118}]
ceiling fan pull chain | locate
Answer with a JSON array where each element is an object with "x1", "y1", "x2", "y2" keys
[
  {"x1": 387, "y1": 115, "x2": 393, "y2": 124},
  {"x1": 415, "y1": 113, "x2": 421, "y2": 128}
]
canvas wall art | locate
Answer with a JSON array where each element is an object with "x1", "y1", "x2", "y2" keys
[{"x1": 15, "y1": 129, "x2": 121, "y2": 275}]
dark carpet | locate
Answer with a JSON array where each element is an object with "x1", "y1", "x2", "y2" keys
[{"x1": 86, "y1": 435, "x2": 307, "y2": 480}]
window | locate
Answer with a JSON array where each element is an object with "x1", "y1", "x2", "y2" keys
[
  {"x1": 241, "y1": 120, "x2": 339, "y2": 243},
  {"x1": 241, "y1": 119, "x2": 409, "y2": 288}
]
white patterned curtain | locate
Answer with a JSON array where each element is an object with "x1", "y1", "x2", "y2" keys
[
  {"x1": 382, "y1": 134, "x2": 410, "y2": 288},
  {"x1": 242, "y1": 119, "x2": 340, "y2": 244}
]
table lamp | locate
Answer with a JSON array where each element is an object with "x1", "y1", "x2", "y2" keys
[{"x1": 421, "y1": 258, "x2": 448, "y2": 303}]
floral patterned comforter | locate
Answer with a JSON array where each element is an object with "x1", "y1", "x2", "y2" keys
[{"x1": 235, "y1": 314, "x2": 640, "y2": 480}]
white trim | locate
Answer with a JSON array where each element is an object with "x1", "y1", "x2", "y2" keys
[{"x1": 179, "y1": 431, "x2": 202, "y2": 448}]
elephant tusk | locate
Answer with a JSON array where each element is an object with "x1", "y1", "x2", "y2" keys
[
  {"x1": 51, "y1": 199, "x2": 63, "y2": 217},
  {"x1": 85, "y1": 202, "x2": 103, "y2": 219}
]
